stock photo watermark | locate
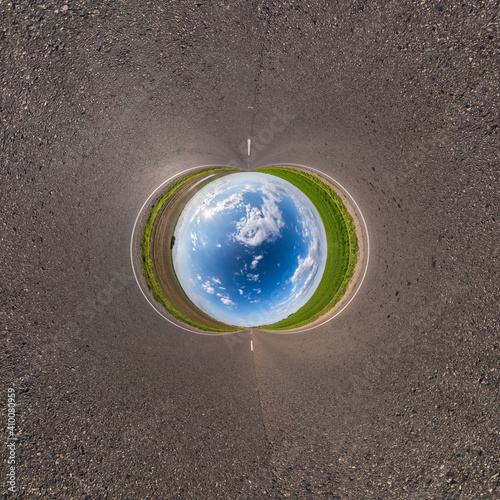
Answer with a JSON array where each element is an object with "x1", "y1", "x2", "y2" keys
[{"x1": 6, "y1": 388, "x2": 17, "y2": 494}]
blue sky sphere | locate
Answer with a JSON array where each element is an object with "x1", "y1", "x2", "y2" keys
[{"x1": 172, "y1": 172, "x2": 327, "y2": 327}]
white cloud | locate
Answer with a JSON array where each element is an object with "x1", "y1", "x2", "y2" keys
[
  {"x1": 238, "y1": 289, "x2": 244, "y2": 295},
  {"x1": 216, "y1": 243, "x2": 222, "y2": 248},
  {"x1": 196, "y1": 193, "x2": 244, "y2": 222},
  {"x1": 188, "y1": 186, "x2": 224, "y2": 223},
  {"x1": 199, "y1": 276, "x2": 222, "y2": 296},
  {"x1": 251, "y1": 254, "x2": 263, "y2": 269},
  {"x1": 232, "y1": 197, "x2": 284, "y2": 247},
  {"x1": 216, "y1": 288, "x2": 234, "y2": 308},
  {"x1": 259, "y1": 180, "x2": 284, "y2": 203},
  {"x1": 266, "y1": 179, "x2": 317, "y2": 243},
  {"x1": 290, "y1": 237, "x2": 321, "y2": 297},
  {"x1": 246, "y1": 273, "x2": 259, "y2": 282},
  {"x1": 236, "y1": 262, "x2": 248, "y2": 276},
  {"x1": 190, "y1": 232, "x2": 197, "y2": 247},
  {"x1": 272, "y1": 235, "x2": 324, "y2": 315},
  {"x1": 214, "y1": 192, "x2": 243, "y2": 213},
  {"x1": 201, "y1": 281, "x2": 215, "y2": 294}
]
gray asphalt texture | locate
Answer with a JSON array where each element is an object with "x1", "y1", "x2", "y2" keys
[{"x1": 1, "y1": 1, "x2": 498, "y2": 498}]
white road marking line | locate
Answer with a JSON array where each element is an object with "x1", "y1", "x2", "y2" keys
[
  {"x1": 247, "y1": 139, "x2": 251, "y2": 156},
  {"x1": 250, "y1": 340, "x2": 254, "y2": 351}
]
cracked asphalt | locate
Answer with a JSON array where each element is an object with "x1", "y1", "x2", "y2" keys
[{"x1": 1, "y1": 1, "x2": 498, "y2": 498}]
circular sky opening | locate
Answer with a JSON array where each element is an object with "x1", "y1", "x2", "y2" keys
[{"x1": 172, "y1": 172, "x2": 328, "y2": 327}]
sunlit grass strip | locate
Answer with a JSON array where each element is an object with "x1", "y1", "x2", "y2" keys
[
  {"x1": 141, "y1": 168, "x2": 238, "y2": 332},
  {"x1": 255, "y1": 167, "x2": 358, "y2": 330}
]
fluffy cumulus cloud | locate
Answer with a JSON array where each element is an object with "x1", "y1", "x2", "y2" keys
[
  {"x1": 214, "y1": 193, "x2": 243, "y2": 213},
  {"x1": 202, "y1": 284, "x2": 215, "y2": 294},
  {"x1": 259, "y1": 180, "x2": 284, "y2": 203},
  {"x1": 215, "y1": 288, "x2": 236, "y2": 308},
  {"x1": 201, "y1": 280, "x2": 215, "y2": 294},
  {"x1": 232, "y1": 197, "x2": 284, "y2": 247},
  {"x1": 198, "y1": 275, "x2": 224, "y2": 296},
  {"x1": 250, "y1": 255, "x2": 263, "y2": 269}
]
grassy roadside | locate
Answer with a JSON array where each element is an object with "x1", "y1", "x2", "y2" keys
[
  {"x1": 141, "y1": 168, "x2": 240, "y2": 332},
  {"x1": 255, "y1": 167, "x2": 359, "y2": 330}
]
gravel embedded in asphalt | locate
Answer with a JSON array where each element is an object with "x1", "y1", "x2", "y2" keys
[{"x1": 1, "y1": 1, "x2": 498, "y2": 498}]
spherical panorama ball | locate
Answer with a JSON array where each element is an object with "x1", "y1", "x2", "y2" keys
[{"x1": 171, "y1": 172, "x2": 327, "y2": 327}]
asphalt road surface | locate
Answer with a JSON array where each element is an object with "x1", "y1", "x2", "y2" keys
[{"x1": 1, "y1": 1, "x2": 498, "y2": 498}]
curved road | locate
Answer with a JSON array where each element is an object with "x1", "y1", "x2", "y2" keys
[{"x1": 1, "y1": 1, "x2": 498, "y2": 498}]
